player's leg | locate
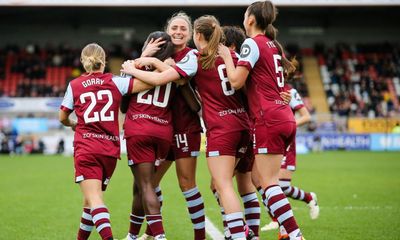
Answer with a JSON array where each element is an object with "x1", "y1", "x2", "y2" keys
[
  {"x1": 77, "y1": 199, "x2": 94, "y2": 240},
  {"x1": 279, "y1": 169, "x2": 319, "y2": 219},
  {"x1": 254, "y1": 123, "x2": 302, "y2": 240},
  {"x1": 236, "y1": 171, "x2": 260, "y2": 239},
  {"x1": 131, "y1": 162, "x2": 165, "y2": 239},
  {"x1": 208, "y1": 155, "x2": 246, "y2": 239},
  {"x1": 125, "y1": 182, "x2": 146, "y2": 240},
  {"x1": 139, "y1": 160, "x2": 173, "y2": 240},
  {"x1": 80, "y1": 179, "x2": 113, "y2": 240},
  {"x1": 176, "y1": 156, "x2": 206, "y2": 240}
]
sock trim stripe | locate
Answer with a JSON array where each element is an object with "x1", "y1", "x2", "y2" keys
[
  {"x1": 244, "y1": 207, "x2": 261, "y2": 214},
  {"x1": 277, "y1": 209, "x2": 294, "y2": 223},
  {"x1": 187, "y1": 198, "x2": 204, "y2": 207},
  {"x1": 82, "y1": 212, "x2": 92, "y2": 221},
  {"x1": 190, "y1": 209, "x2": 205, "y2": 219},
  {"x1": 270, "y1": 198, "x2": 290, "y2": 214},
  {"x1": 193, "y1": 222, "x2": 206, "y2": 229},
  {"x1": 225, "y1": 212, "x2": 243, "y2": 221},
  {"x1": 80, "y1": 223, "x2": 94, "y2": 232},
  {"x1": 183, "y1": 187, "x2": 199, "y2": 198},
  {"x1": 96, "y1": 222, "x2": 111, "y2": 232},
  {"x1": 241, "y1": 192, "x2": 258, "y2": 203},
  {"x1": 92, "y1": 213, "x2": 110, "y2": 223}
]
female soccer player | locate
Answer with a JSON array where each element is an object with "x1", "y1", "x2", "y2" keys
[
  {"x1": 123, "y1": 31, "x2": 177, "y2": 240},
  {"x1": 262, "y1": 65, "x2": 319, "y2": 237},
  {"x1": 59, "y1": 43, "x2": 151, "y2": 240},
  {"x1": 218, "y1": 1, "x2": 304, "y2": 239},
  {"x1": 127, "y1": 12, "x2": 205, "y2": 240},
  {"x1": 122, "y1": 15, "x2": 251, "y2": 240}
]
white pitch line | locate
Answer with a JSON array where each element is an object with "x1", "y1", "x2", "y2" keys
[{"x1": 205, "y1": 216, "x2": 225, "y2": 240}]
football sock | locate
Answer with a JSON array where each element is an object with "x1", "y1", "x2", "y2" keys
[
  {"x1": 241, "y1": 192, "x2": 260, "y2": 236},
  {"x1": 91, "y1": 205, "x2": 113, "y2": 240},
  {"x1": 128, "y1": 213, "x2": 144, "y2": 238},
  {"x1": 77, "y1": 207, "x2": 94, "y2": 240},
  {"x1": 183, "y1": 187, "x2": 206, "y2": 240},
  {"x1": 225, "y1": 212, "x2": 246, "y2": 239},
  {"x1": 263, "y1": 185, "x2": 301, "y2": 239},
  {"x1": 146, "y1": 214, "x2": 164, "y2": 237},
  {"x1": 279, "y1": 178, "x2": 313, "y2": 203}
]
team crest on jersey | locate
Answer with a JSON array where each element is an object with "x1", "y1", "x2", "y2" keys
[
  {"x1": 179, "y1": 55, "x2": 190, "y2": 64},
  {"x1": 240, "y1": 44, "x2": 251, "y2": 58}
]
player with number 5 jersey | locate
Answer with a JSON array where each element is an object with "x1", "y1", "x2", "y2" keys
[{"x1": 218, "y1": 1, "x2": 304, "y2": 239}]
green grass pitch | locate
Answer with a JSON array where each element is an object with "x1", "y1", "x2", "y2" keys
[{"x1": 1, "y1": 151, "x2": 399, "y2": 239}]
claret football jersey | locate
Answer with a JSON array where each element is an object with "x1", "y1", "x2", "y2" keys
[
  {"x1": 61, "y1": 72, "x2": 133, "y2": 158},
  {"x1": 237, "y1": 34, "x2": 295, "y2": 126}
]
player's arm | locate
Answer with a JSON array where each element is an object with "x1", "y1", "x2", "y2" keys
[
  {"x1": 121, "y1": 61, "x2": 182, "y2": 86},
  {"x1": 218, "y1": 44, "x2": 249, "y2": 89},
  {"x1": 59, "y1": 110, "x2": 77, "y2": 131},
  {"x1": 295, "y1": 106, "x2": 311, "y2": 127},
  {"x1": 180, "y1": 84, "x2": 201, "y2": 113}
]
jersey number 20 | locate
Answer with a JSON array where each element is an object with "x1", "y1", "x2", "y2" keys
[
  {"x1": 80, "y1": 90, "x2": 114, "y2": 123},
  {"x1": 137, "y1": 82, "x2": 172, "y2": 108}
]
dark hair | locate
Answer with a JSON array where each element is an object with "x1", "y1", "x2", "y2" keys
[
  {"x1": 194, "y1": 15, "x2": 223, "y2": 70},
  {"x1": 247, "y1": 0, "x2": 295, "y2": 75},
  {"x1": 142, "y1": 31, "x2": 175, "y2": 61},
  {"x1": 222, "y1": 26, "x2": 246, "y2": 54}
]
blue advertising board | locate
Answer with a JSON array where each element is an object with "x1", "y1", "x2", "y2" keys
[
  {"x1": 12, "y1": 118, "x2": 49, "y2": 133},
  {"x1": 296, "y1": 133, "x2": 371, "y2": 150},
  {"x1": 370, "y1": 134, "x2": 400, "y2": 151}
]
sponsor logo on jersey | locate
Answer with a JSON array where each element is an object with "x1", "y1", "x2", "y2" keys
[
  {"x1": 179, "y1": 54, "x2": 190, "y2": 64},
  {"x1": 240, "y1": 44, "x2": 251, "y2": 58}
]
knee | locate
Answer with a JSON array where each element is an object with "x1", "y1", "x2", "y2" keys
[{"x1": 178, "y1": 175, "x2": 196, "y2": 191}]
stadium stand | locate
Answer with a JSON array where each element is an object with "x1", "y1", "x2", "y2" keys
[{"x1": 317, "y1": 42, "x2": 400, "y2": 118}]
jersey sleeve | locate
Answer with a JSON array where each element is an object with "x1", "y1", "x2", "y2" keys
[
  {"x1": 289, "y1": 88, "x2": 305, "y2": 111},
  {"x1": 174, "y1": 49, "x2": 198, "y2": 78},
  {"x1": 60, "y1": 83, "x2": 74, "y2": 112},
  {"x1": 112, "y1": 75, "x2": 134, "y2": 95},
  {"x1": 237, "y1": 38, "x2": 260, "y2": 71}
]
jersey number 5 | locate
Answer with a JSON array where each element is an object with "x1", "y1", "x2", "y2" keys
[
  {"x1": 273, "y1": 54, "x2": 285, "y2": 87},
  {"x1": 80, "y1": 90, "x2": 114, "y2": 123}
]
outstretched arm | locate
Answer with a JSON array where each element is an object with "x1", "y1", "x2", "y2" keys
[{"x1": 121, "y1": 61, "x2": 181, "y2": 86}]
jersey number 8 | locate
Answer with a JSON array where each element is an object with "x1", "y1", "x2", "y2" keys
[
  {"x1": 218, "y1": 64, "x2": 235, "y2": 96},
  {"x1": 80, "y1": 90, "x2": 114, "y2": 123}
]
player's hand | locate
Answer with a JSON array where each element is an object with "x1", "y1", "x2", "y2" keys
[
  {"x1": 121, "y1": 60, "x2": 138, "y2": 75},
  {"x1": 164, "y1": 58, "x2": 176, "y2": 66},
  {"x1": 141, "y1": 37, "x2": 166, "y2": 57},
  {"x1": 134, "y1": 57, "x2": 156, "y2": 68},
  {"x1": 217, "y1": 44, "x2": 231, "y2": 60},
  {"x1": 280, "y1": 90, "x2": 292, "y2": 104},
  {"x1": 70, "y1": 121, "x2": 77, "y2": 131}
]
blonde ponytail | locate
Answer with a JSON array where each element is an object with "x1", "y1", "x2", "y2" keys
[{"x1": 80, "y1": 43, "x2": 106, "y2": 74}]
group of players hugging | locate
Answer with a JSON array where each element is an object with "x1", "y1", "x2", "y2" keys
[{"x1": 59, "y1": 1, "x2": 320, "y2": 240}]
